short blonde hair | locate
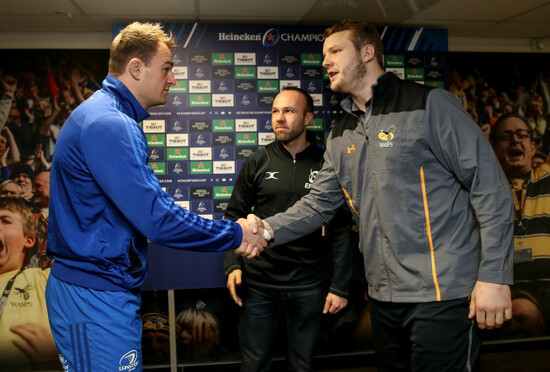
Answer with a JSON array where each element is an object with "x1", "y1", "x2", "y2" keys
[
  {"x1": 0, "y1": 197, "x2": 37, "y2": 237},
  {"x1": 108, "y1": 22, "x2": 175, "y2": 77}
]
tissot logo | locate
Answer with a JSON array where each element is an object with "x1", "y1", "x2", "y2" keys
[
  {"x1": 190, "y1": 147, "x2": 212, "y2": 160},
  {"x1": 143, "y1": 120, "x2": 165, "y2": 133},
  {"x1": 236, "y1": 119, "x2": 257, "y2": 132},
  {"x1": 167, "y1": 133, "x2": 189, "y2": 147},
  {"x1": 235, "y1": 53, "x2": 256, "y2": 65},
  {"x1": 280, "y1": 80, "x2": 300, "y2": 89},
  {"x1": 259, "y1": 132, "x2": 275, "y2": 146},
  {"x1": 213, "y1": 161, "x2": 235, "y2": 174},
  {"x1": 258, "y1": 66, "x2": 278, "y2": 79},
  {"x1": 172, "y1": 66, "x2": 188, "y2": 79},
  {"x1": 189, "y1": 80, "x2": 212, "y2": 93},
  {"x1": 212, "y1": 94, "x2": 234, "y2": 107}
]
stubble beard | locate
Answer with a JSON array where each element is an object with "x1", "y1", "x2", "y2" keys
[{"x1": 331, "y1": 54, "x2": 368, "y2": 95}]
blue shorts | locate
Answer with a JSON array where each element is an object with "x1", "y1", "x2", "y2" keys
[{"x1": 46, "y1": 275, "x2": 143, "y2": 372}]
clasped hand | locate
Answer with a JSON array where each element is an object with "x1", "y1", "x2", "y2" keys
[{"x1": 235, "y1": 214, "x2": 273, "y2": 259}]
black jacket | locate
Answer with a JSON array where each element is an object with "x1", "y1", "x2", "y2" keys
[{"x1": 223, "y1": 140, "x2": 352, "y2": 297}]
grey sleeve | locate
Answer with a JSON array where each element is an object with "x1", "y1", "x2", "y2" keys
[
  {"x1": 427, "y1": 89, "x2": 514, "y2": 285},
  {"x1": 265, "y1": 143, "x2": 346, "y2": 246}
]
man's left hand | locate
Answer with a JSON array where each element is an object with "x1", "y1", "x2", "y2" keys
[{"x1": 468, "y1": 281, "x2": 512, "y2": 329}]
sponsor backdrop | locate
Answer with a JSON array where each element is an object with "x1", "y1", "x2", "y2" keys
[{"x1": 122, "y1": 22, "x2": 449, "y2": 290}]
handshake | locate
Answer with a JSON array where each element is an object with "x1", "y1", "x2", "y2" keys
[{"x1": 235, "y1": 214, "x2": 273, "y2": 259}]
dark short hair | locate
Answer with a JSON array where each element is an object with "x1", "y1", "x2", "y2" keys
[
  {"x1": 490, "y1": 112, "x2": 533, "y2": 144},
  {"x1": 323, "y1": 19, "x2": 384, "y2": 67},
  {"x1": 281, "y1": 86, "x2": 314, "y2": 113}
]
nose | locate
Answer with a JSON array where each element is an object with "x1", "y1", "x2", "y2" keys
[
  {"x1": 273, "y1": 112, "x2": 284, "y2": 122},
  {"x1": 167, "y1": 70, "x2": 176, "y2": 86},
  {"x1": 322, "y1": 55, "x2": 331, "y2": 68}
]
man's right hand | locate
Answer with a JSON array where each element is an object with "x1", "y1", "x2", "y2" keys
[
  {"x1": 235, "y1": 214, "x2": 271, "y2": 259},
  {"x1": 227, "y1": 269, "x2": 243, "y2": 307}
]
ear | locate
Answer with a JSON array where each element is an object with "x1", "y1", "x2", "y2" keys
[
  {"x1": 361, "y1": 44, "x2": 376, "y2": 64},
  {"x1": 304, "y1": 112, "x2": 314, "y2": 127},
  {"x1": 530, "y1": 140, "x2": 537, "y2": 158},
  {"x1": 23, "y1": 235, "x2": 36, "y2": 250},
  {"x1": 127, "y1": 58, "x2": 143, "y2": 80}
]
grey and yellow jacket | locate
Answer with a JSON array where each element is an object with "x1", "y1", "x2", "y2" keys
[{"x1": 265, "y1": 72, "x2": 514, "y2": 303}]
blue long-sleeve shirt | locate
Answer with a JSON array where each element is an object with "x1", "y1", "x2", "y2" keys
[{"x1": 47, "y1": 75, "x2": 242, "y2": 291}]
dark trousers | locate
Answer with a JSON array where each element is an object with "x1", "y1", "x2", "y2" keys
[
  {"x1": 369, "y1": 297, "x2": 480, "y2": 372},
  {"x1": 238, "y1": 285, "x2": 325, "y2": 372}
]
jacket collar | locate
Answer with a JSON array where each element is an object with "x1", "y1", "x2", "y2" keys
[
  {"x1": 102, "y1": 75, "x2": 150, "y2": 123},
  {"x1": 340, "y1": 71, "x2": 397, "y2": 114}
]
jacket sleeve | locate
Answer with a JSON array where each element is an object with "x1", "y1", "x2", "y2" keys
[
  {"x1": 326, "y1": 205, "x2": 354, "y2": 298},
  {"x1": 265, "y1": 137, "x2": 345, "y2": 246},
  {"x1": 426, "y1": 89, "x2": 514, "y2": 285},
  {"x1": 223, "y1": 154, "x2": 261, "y2": 274},
  {"x1": 81, "y1": 115, "x2": 242, "y2": 252}
]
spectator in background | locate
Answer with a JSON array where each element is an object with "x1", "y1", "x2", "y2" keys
[
  {"x1": 175, "y1": 301, "x2": 226, "y2": 362},
  {"x1": 0, "y1": 73, "x2": 17, "y2": 129},
  {"x1": 491, "y1": 112, "x2": 550, "y2": 334},
  {"x1": 10, "y1": 163, "x2": 34, "y2": 201},
  {"x1": 0, "y1": 126, "x2": 21, "y2": 180},
  {"x1": 6, "y1": 106, "x2": 34, "y2": 158},
  {"x1": 0, "y1": 179, "x2": 22, "y2": 198},
  {"x1": 141, "y1": 312, "x2": 171, "y2": 365},
  {"x1": 33, "y1": 98, "x2": 60, "y2": 162},
  {"x1": 32, "y1": 170, "x2": 49, "y2": 218},
  {"x1": 532, "y1": 150, "x2": 548, "y2": 169},
  {"x1": 0, "y1": 197, "x2": 59, "y2": 370}
]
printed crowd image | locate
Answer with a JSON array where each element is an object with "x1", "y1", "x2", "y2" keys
[{"x1": 0, "y1": 41, "x2": 549, "y2": 370}]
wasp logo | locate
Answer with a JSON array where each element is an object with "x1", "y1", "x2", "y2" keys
[
  {"x1": 346, "y1": 145, "x2": 355, "y2": 154},
  {"x1": 14, "y1": 283, "x2": 33, "y2": 301},
  {"x1": 378, "y1": 126, "x2": 396, "y2": 142}
]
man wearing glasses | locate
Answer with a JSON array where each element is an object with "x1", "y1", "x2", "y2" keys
[{"x1": 491, "y1": 112, "x2": 550, "y2": 334}]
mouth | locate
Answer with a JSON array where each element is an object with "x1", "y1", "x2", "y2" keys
[
  {"x1": 508, "y1": 148, "x2": 524, "y2": 157},
  {"x1": 328, "y1": 71, "x2": 338, "y2": 80}
]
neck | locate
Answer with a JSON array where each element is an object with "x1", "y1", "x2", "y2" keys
[
  {"x1": 281, "y1": 137, "x2": 310, "y2": 159},
  {"x1": 350, "y1": 67, "x2": 384, "y2": 112},
  {"x1": 508, "y1": 168, "x2": 532, "y2": 179}
]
